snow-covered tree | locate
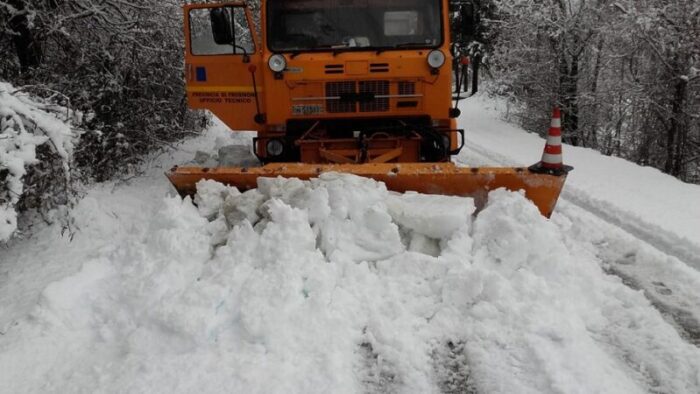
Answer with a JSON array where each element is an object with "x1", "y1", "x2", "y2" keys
[
  {"x1": 0, "y1": 82, "x2": 80, "y2": 241},
  {"x1": 1, "y1": 0, "x2": 203, "y2": 179},
  {"x1": 490, "y1": 0, "x2": 699, "y2": 182}
]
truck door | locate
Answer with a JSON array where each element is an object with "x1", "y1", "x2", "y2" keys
[{"x1": 184, "y1": 3, "x2": 263, "y2": 132}]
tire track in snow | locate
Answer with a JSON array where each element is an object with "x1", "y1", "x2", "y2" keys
[
  {"x1": 456, "y1": 142, "x2": 700, "y2": 349},
  {"x1": 431, "y1": 340, "x2": 477, "y2": 394},
  {"x1": 557, "y1": 201, "x2": 700, "y2": 349},
  {"x1": 561, "y1": 190, "x2": 700, "y2": 271},
  {"x1": 357, "y1": 340, "x2": 400, "y2": 394},
  {"x1": 358, "y1": 338, "x2": 478, "y2": 393},
  {"x1": 605, "y1": 264, "x2": 700, "y2": 347}
]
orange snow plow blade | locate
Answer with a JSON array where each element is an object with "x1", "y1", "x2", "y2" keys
[{"x1": 167, "y1": 163, "x2": 569, "y2": 217}]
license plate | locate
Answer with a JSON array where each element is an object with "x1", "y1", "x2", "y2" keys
[{"x1": 292, "y1": 104, "x2": 323, "y2": 116}]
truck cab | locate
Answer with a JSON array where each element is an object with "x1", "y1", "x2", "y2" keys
[{"x1": 184, "y1": 0, "x2": 470, "y2": 164}]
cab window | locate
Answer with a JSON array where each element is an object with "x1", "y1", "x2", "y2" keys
[
  {"x1": 268, "y1": 0, "x2": 441, "y2": 51},
  {"x1": 189, "y1": 7, "x2": 255, "y2": 56}
]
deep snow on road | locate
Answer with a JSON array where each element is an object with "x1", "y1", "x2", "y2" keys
[
  {"x1": 457, "y1": 97, "x2": 700, "y2": 346},
  {"x1": 457, "y1": 97, "x2": 700, "y2": 269},
  {"x1": 1, "y1": 98, "x2": 700, "y2": 394}
]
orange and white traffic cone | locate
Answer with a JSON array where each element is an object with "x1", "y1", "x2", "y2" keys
[{"x1": 530, "y1": 107, "x2": 573, "y2": 175}]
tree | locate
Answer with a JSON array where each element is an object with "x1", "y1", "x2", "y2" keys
[
  {"x1": 1, "y1": 0, "x2": 204, "y2": 239},
  {"x1": 2, "y1": 1, "x2": 202, "y2": 181},
  {"x1": 489, "y1": 0, "x2": 700, "y2": 182}
]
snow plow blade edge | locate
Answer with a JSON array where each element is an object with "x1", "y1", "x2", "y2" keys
[{"x1": 167, "y1": 163, "x2": 568, "y2": 218}]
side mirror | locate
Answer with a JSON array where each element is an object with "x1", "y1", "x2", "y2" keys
[{"x1": 210, "y1": 8, "x2": 234, "y2": 45}]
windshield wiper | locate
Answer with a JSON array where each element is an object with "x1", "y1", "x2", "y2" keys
[
  {"x1": 287, "y1": 42, "x2": 425, "y2": 58},
  {"x1": 313, "y1": 44, "x2": 355, "y2": 57},
  {"x1": 376, "y1": 42, "x2": 431, "y2": 55},
  {"x1": 333, "y1": 47, "x2": 361, "y2": 56},
  {"x1": 287, "y1": 46, "x2": 356, "y2": 58}
]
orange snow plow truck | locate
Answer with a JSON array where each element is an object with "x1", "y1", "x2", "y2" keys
[{"x1": 168, "y1": 0, "x2": 572, "y2": 217}]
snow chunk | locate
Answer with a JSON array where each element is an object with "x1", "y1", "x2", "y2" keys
[
  {"x1": 223, "y1": 189, "x2": 265, "y2": 227},
  {"x1": 320, "y1": 203, "x2": 403, "y2": 262},
  {"x1": 313, "y1": 173, "x2": 404, "y2": 261},
  {"x1": 258, "y1": 198, "x2": 318, "y2": 266},
  {"x1": 220, "y1": 173, "x2": 407, "y2": 262},
  {"x1": 194, "y1": 179, "x2": 240, "y2": 220},
  {"x1": 472, "y1": 188, "x2": 566, "y2": 276},
  {"x1": 387, "y1": 192, "x2": 475, "y2": 239}
]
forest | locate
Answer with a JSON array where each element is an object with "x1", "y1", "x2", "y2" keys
[{"x1": 1, "y1": 0, "x2": 698, "y2": 242}]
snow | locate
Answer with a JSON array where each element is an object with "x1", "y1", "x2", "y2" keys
[
  {"x1": 457, "y1": 95, "x2": 700, "y2": 268},
  {"x1": 387, "y1": 193, "x2": 475, "y2": 239},
  {"x1": 1, "y1": 98, "x2": 700, "y2": 393},
  {"x1": 0, "y1": 82, "x2": 81, "y2": 242}
]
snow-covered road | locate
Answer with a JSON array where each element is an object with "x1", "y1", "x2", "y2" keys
[
  {"x1": 1, "y1": 98, "x2": 699, "y2": 394},
  {"x1": 457, "y1": 97, "x2": 700, "y2": 347}
]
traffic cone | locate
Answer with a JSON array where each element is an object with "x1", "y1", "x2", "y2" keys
[{"x1": 529, "y1": 107, "x2": 573, "y2": 175}]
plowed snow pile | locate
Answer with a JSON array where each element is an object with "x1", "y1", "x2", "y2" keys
[{"x1": 1, "y1": 174, "x2": 699, "y2": 393}]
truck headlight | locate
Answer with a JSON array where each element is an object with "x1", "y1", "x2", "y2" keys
[
  {"x1": 427, "y1": 50, "x2": 446, "y2": 69},
  {"x1": 268, "y1": 54, "x2": 287, "y2": 73},
  {"x1": 266, "y1": 139, "x2": 285, "y2": 157}
]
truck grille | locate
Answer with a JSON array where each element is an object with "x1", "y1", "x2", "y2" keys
[
  {"x1": 325, "y1": 81, "x2": 356, "y2": 113},
  {"x1": 398, "y1": 81, "x2": 416, "y2": 96},
  {"x1": 325, "y1": 80, "x2": 390, "y2": 113},
  {"x1": 359, "y1": 80, "x2": 389, "y2": 112},
  {"x1": 292, "y1": 80, "x2": 420, "y2": 116}
]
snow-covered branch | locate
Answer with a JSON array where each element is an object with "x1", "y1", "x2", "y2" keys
[{"x1": 0, "y1": 82, "x2": 81, "y2": 242}]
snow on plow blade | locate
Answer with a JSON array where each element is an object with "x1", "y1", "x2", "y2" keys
[{"x1": 167, "y1": 163, "x2": 569, "y2": 217}]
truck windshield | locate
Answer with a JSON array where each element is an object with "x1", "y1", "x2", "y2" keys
[{"x1": 267, "y1": 0, "x2": 442, "y2": 52}]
